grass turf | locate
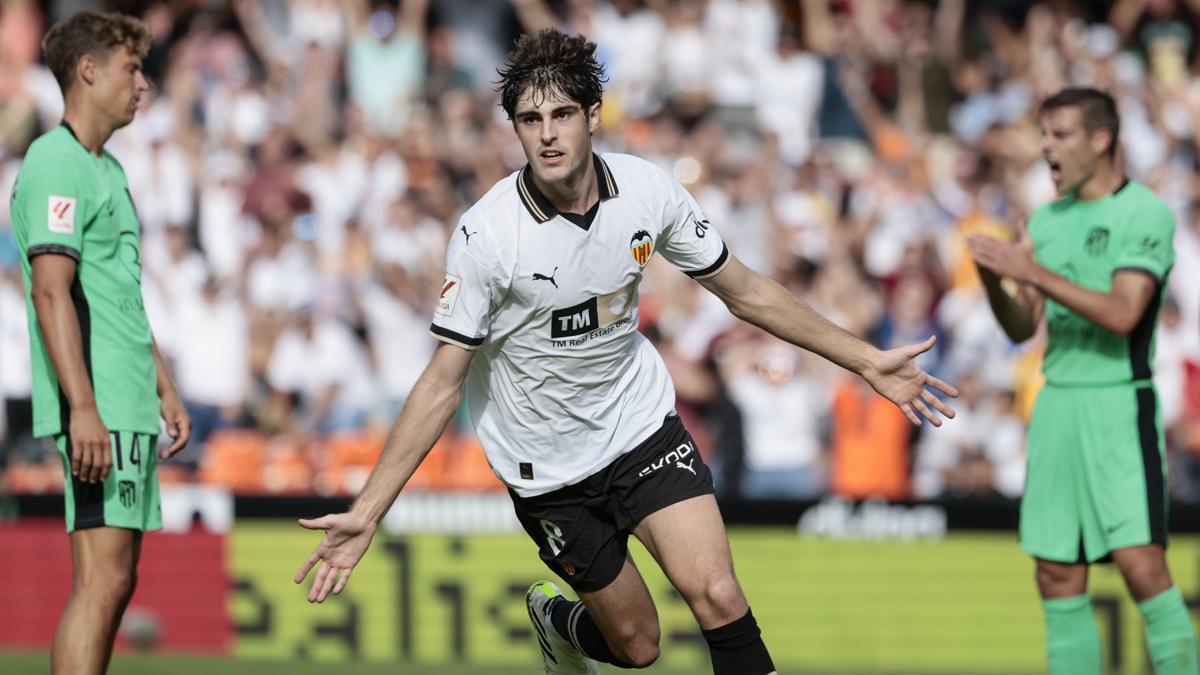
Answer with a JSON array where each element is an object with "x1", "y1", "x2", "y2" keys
[{"x1": 0, "y1": 650, "x2": 695, "y2": 674}]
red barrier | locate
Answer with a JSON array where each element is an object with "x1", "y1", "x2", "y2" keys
[{"x1": 0, "y1": 519, "x2": 231, "y2": 655}]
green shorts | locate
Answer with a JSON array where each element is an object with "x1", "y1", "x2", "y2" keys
[
  {"x1": 1020, "y1": 383, "x2": 1167, "y2": 563},
  {"x1": 55, "y1": 430, "x2": 162, "y2": 533}
]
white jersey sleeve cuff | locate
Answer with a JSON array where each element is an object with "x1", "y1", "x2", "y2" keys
[{"x1": 683, "y1": 244, "x2": 730, "y2": 279}]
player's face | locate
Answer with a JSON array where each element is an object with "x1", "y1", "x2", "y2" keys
[
  {"x1": 513, "y1": 88, "x2": 601, "y2": 188},
  {"x1": 1039, "y1": 106, "x2": 1109, "y2": 195},
  {"x1": 90, "y1": 45, "x2": 149, "y2": 128}
]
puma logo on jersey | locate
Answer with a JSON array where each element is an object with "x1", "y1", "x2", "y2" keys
[
  {"x1": 533, "y1": 267, "x2": 559, "y2": 288},
  {"x1": 460, "y1": 224, "x2": 477, "y2": 245},
  {"x1": 637, "y1": 442, "x2": 695, "y2": 478}
]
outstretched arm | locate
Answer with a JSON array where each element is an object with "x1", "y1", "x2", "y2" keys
[
  {"x1": 294, "y1": 342, "x2": 475, "y2": 602},
  {"x1": 698, "y1": 255, "x2": 957, "y2": 426}
]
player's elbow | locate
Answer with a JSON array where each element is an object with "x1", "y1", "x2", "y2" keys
[
  {"x1": 30, "y1": 280, "x2": 69, "y2": 308},
  {"x1": 717, "y1": 279, "x2": 770, "y2": 325},
  {"x1": 1000, "y1": 320, "x2": 1036, "y2": 344},
  {"x1": 1106, "y1": 315, "x2": 1139, "y2": 339},
  {"x1": 723, "y1": 295, "x2": 755, "y2": 323}
]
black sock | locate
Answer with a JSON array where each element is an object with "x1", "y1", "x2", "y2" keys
[
  {"x1": 701, "y1": 608, "x2": 775, "y2": 675},
  {"x1": 549, "y1": 598, "x2": 634, "y2": 668}
]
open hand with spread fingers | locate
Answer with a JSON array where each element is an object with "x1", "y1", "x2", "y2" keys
[
  {"x1": 860, "y1": 335, "x2": 959, "y2": 426},
  {"x1": 294, "y1": 512, "x2": 377, "y2": 603}
]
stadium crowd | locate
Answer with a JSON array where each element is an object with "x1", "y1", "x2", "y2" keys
[{"x1": 2, "y1": 0, "x2": 1200, "y2": 503}]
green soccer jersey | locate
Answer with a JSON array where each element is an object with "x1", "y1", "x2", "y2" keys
[
  {"x1": 10, "y1": 123, "x2": 159, "y2": 437},
  {"x1": 1028, "y1": 179, "x2": 1175, "y2": 386}
]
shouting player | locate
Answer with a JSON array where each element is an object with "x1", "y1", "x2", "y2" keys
[{"x1": 969, "y1": 87, "x2": 1198, "y2": 674}]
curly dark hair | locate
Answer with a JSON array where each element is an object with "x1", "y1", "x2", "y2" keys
[
  {"x1": 42, "y1": 11, "x2": 152, "y2": 93},
  {"x1": 496, "y1": 29, "x2": 607, "y2": 120}
]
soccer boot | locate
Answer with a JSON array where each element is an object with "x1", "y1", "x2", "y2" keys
[{"x1": 526, "y1": 580, "x2": 599, "y2": 674}]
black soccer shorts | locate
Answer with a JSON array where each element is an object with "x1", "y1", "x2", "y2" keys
[{"x1": 509, "y1": 414, "x2": 716, "y2": 593}]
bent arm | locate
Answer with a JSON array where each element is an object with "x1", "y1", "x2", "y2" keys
[
  {"x1": 30, "y1": 253, "x2": 97, "y2": 412},
  {"x1": 698, "y1": 255, "x2": 877, "y2": 375},
  {"x1": 350, "y1": 342, "x2": 475, "y2": 523},
  {"x1": 978, "y1": 266, "x2": 1044, "y2": 343},
  {"x1": 1029, "y1": 267, "x2": 1158, "y2": 338}
]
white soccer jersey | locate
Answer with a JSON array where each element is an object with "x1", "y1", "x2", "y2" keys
[{"x1": 430, "y1": 153, "x2": 729, "y2": 496}]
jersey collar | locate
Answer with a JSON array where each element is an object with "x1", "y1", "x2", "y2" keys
[
  {"x1": 60, "y1": 120, "x2": 87, "y2": 150},
  {"x1": 518, "y1": 153, "x2": 619, "y2": 224}
]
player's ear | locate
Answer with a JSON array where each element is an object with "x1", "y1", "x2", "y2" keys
[
  {"x1": 587, "y1": 101, "x2": 601, "y2": 135},
  {"x1": 77, "y1": 53, "x2": 98, "y2": 88},
  {"x1": 1091, "y1": 127, "x2": 1113, "y2": 158}
]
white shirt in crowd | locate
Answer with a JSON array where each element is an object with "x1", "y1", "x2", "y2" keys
[
  {"x1": 726, "y1": 351, "x2": 822, "y2": 472},
  {"x1": 246, "y1": 242, "x2": 318, "y2": 312},
  {"x1": 175, "y1": 290, "x2": 251, "y2": 409},
  {"x1": 267, "y1": 316, "x2": 376, "y2": 420},
  {"x1": 432, "y1": 153, "x2": 728, "y2": 496},
  {"x1": 359, "y1": 281, "x2": 434, "y2": 402},
  {"x1": 0, "y1": 279, "x2": 31, "y2": 400}
]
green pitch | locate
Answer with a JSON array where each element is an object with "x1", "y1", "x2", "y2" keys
[
  {"x1": 0, "y1": 650, "x2": 1034, "y2": 674},
  {"x1": 1, "y1": 651, "x2": 705, "y2": 674}
]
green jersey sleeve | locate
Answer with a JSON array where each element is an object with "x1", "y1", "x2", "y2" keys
[
  {"x1": 15, "y1": 151, "x2": 95, "y2": 261},
  {"x1": 1114, "y1": 204, "x2": 1175, "y2": 280}
]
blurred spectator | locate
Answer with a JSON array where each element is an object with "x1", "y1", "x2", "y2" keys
[
  {"x1": 343, "y1": 0, "x2": 429, "y2": 139},
  {"x1": 171, "y1": 277, "x2": 252, "y2": 472},
  {"x1": 720, "y1": 331, "x2": 824, "y2": 499},
  {"x1": 0, "y1": 265, "x2": 33, "y2": 462},
  {"x1": 265, "y1": 308, "x2": 376, "y2": 436},
  {"x1": 914, "y1": 373, "x2": 1025, "y2": 500},
  {"x1": 356, "y1": 262, "x2": 435, "y2": 423},
  {"x1": 828, "y1": 376, "x2": 913, "y2": 501}
]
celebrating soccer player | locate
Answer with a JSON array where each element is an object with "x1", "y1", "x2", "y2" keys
[
  {"x1": 9, "y1": 11, "x2": 192, "y2": 675},
  {"x1": 969, "y1": 87, "x2": 1199, "y2": 675},
  {"x1": 295, "y1": 29, "x2": 956, "y2": 675}
]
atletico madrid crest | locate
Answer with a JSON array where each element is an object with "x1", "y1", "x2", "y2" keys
[{"x1": 630, "y1": 230, "x2": 654, "y2": 267}]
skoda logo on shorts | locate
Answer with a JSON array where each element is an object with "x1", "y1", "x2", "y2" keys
[{"x1": 637, "y1": 442, "x2": 695, "y2": 478}]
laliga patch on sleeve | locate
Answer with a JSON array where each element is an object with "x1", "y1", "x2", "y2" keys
[
  {"x1": 47, "y1": 196, "x2": 77, "y2": 235},
  {"x1": 436, "y1": 273, "x2": 462, "y2": 316}
]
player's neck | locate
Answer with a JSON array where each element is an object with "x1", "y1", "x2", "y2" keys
[
  {"x1": 1075, "y1": 163, "x2": 1123, "y2": 201},
  {"x1": 61, "y1": 103, "x2": 115, "y2": 157},
  {"x1": 531, "y1": 160, "x2": 599, "y2": 215}
]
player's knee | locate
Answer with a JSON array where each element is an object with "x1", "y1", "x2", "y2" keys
[
  {"x1": 77, "y1": 559, "x2": 137, "y2": 606},
  {"x1": 1035, "y1": 562, "x2": 1083, "y2": 596},
  {"x1": 700, "y1": 576, "x2": 748, "y2": 625},
  {"x1": 616, "y1": 638, "x2": 659, "y2": 669},
  {"x1": 609, "y1": 620, "x2": 661, "y2": 668},
  {"x1": 1117, "y1": 556, "x2": 1171, "y2": 599}
]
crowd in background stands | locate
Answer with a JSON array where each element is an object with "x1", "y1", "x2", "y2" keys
[{"x1": 2, "y1": 0, "x2": 1200, "y2": 503}]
